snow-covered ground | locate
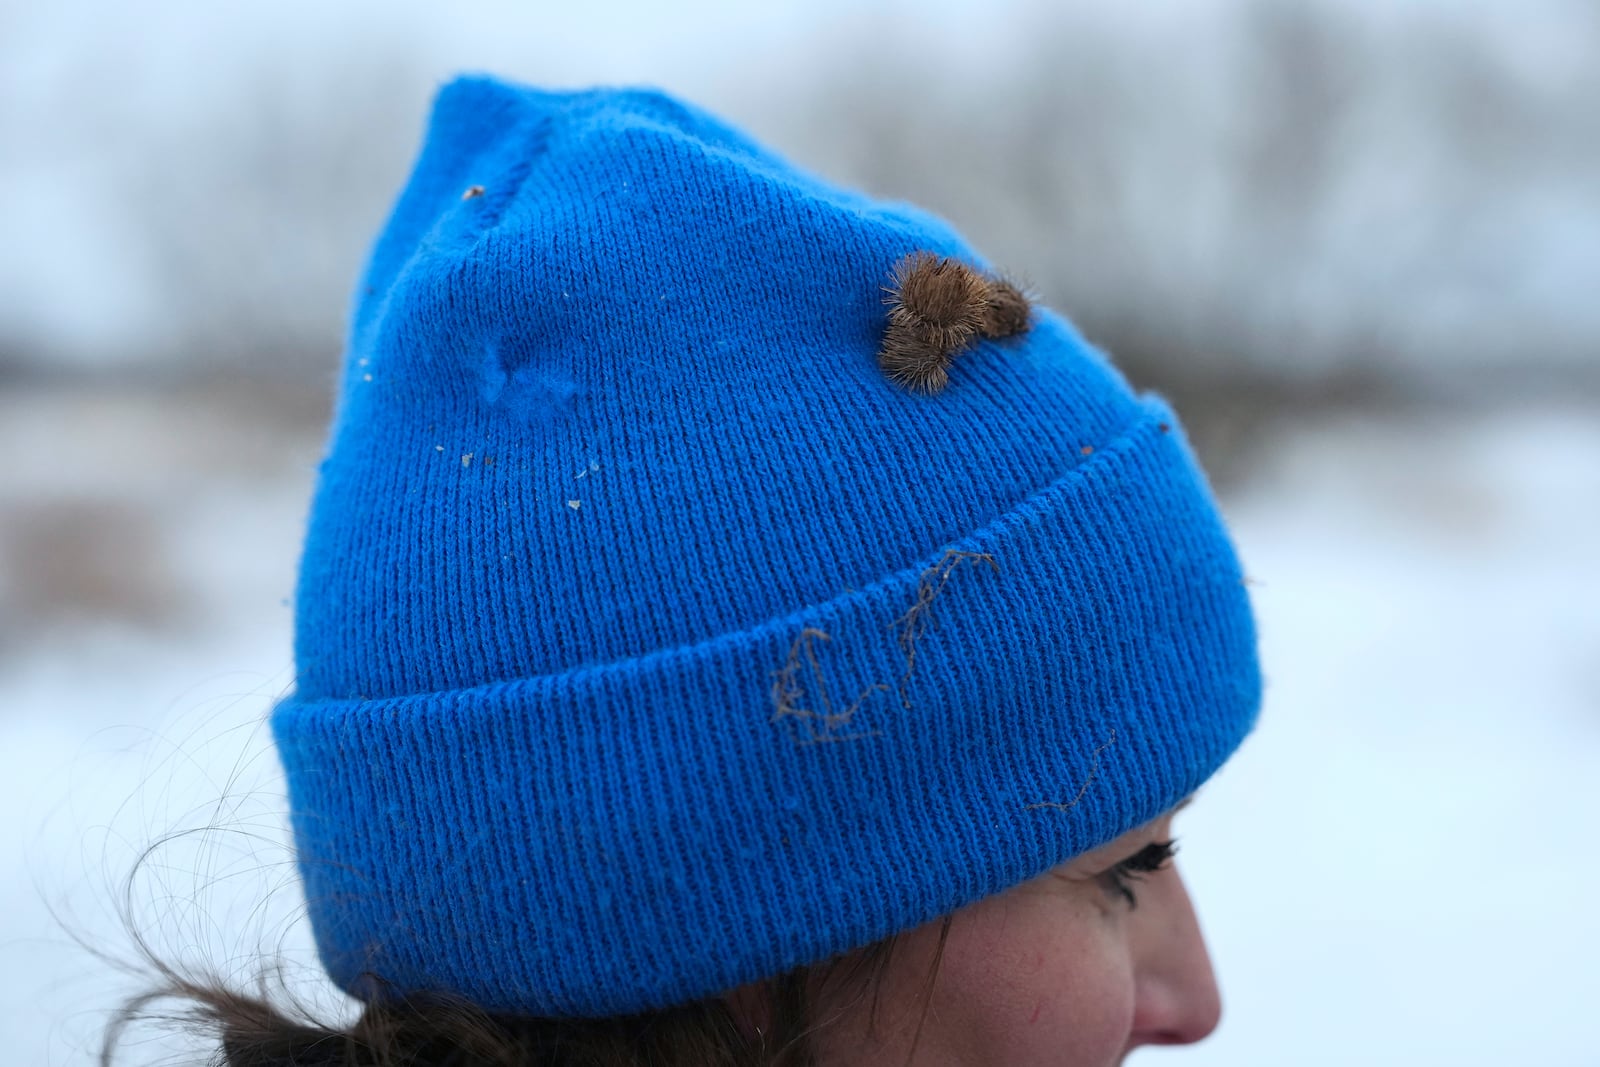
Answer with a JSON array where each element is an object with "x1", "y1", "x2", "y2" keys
[{"x1": 2, "y1": 389, "x2": 1596, "y2": 1064}]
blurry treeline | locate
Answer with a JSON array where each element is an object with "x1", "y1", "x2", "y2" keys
[
  {"x1": 5, "y1": 1, "x2": 1597, "y2": 474},
  {"x1": 773, "y1": 2, "x2": 1600, "y2": 467}
]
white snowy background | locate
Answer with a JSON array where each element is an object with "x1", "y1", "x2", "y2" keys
[{"x1": 4, "y1": 1, "x2": 1597, "y2": 1064}]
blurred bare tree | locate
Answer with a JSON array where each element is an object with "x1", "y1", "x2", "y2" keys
[{"x1": 125, "y1": 58, "x2": 425, "y2": 385}]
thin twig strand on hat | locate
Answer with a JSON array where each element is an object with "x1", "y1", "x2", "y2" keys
[
  {"x1": 890, "y1": 549, "x2": 998, "y2": 712},
  {"x1": 769, "y1": 549, "x2": 998, "y2": 744},
  {"x1": 768, "y1": 627, "x2": 888, "y2": 745},
  {"x1": 1023, "y1": 729, "x2": 1119, "y2": 812}
]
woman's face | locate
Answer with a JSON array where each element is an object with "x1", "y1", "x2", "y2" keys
[{"x1": 810, "y1": 804, "x2": 1220, "y2": 1066}]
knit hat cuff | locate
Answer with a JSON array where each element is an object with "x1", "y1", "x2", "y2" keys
[{"x1": 272, "y1": 394, "x2": 1259, "y2": 1017}]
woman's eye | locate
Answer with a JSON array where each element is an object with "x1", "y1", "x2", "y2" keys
[{"x1": 1097, "y1": 839, "x2": 1178, "y2": 910}]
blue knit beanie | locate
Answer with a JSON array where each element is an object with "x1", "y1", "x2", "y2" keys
[{"x1": 271, "y1": 74, "x2": 1261, "y2": 1019}]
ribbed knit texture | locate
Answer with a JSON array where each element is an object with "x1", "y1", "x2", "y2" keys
[{"x1": 272, "y1": 75, "x2": 1262, "y2": 1018}]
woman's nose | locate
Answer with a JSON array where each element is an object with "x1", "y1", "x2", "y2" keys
[{"x1": 1127, "y1": 866, "x2": 1223, "y2": 1046}]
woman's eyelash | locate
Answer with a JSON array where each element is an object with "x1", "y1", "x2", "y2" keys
[{"x1": 1099, "y1": 839, "x2": 1178, "y2": 910}]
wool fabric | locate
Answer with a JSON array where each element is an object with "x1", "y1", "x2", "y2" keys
[{"x1": 271, "y1": 74, "x2": 1262, "y2": 1019}]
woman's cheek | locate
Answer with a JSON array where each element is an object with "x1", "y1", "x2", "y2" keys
[{"x1": 928, "y1": 893, "x2": 1138, "y2": 1066}]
